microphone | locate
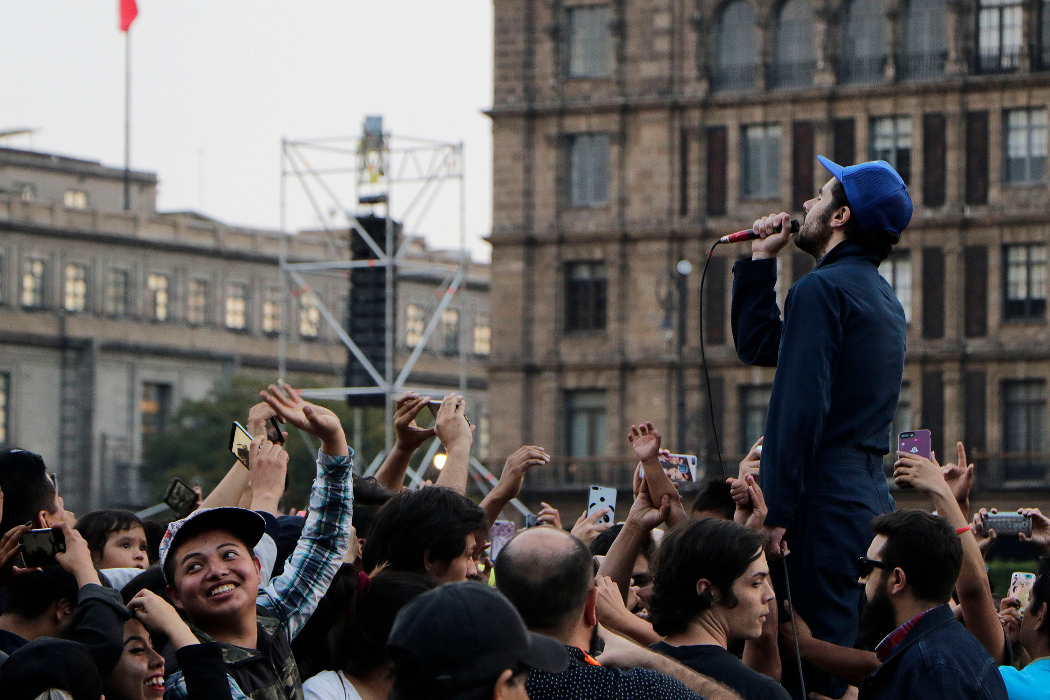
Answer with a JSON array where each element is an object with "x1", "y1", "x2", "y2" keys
[{"x1": 718, "y1": 219, "x2": 800, "y2": 244}]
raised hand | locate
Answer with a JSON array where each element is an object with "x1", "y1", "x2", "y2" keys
[
  {"x1": 496, "y1": 445, "x2": 551, "y2": 499},
  {"x1": 998, "y1": 596, "x2": 1022, "y2": 646},
  {"x1": 1019, "y1": 507, "x2": 1050, "y2": 551},
  {"x1": 246, "y1": 401, "x2": 282, "y2": 443},
  {"x1": 971, "y1": 508, "x2": 998, "y2": 558},
  {"x1": 248, "y1": 437, "x2": 290, "y2": 515},
  {"x1": 536, "y1": 502, "x2": 563, "y2": 530},
  {"x1": 434, "y1": 393, "x2": 473, "y2": 450},
  {"x1": 941, "y1": 441, "x2": 975, "y2": 511},
  {"x1": 129, "y1": 589, "x2": 199, "y2": 649},
  {"x1": 261, "y1": 382, "x2": 347, "y2": 456},
  {"x1": 729, "y1": 473, "x2": 767, "y2": 532},
  {"x1": 739, "y1": 436, "x2": 763, "y2": 478},
  {"x1": 53, "y1": 523, "x2": 100, "y2": 587},
  {"x1": 625, "y1": 479, "x2": 672, "y2": 533},
  {"x1": 892, "y1": 452, "x2": 952, "y2": 498},
  {"x1": 570, "y1": 508, "x2": 612, "y2": 546},
  {"x1": 0, "y1": 524, "x2": 35, "y2": 586},
  {"x1": 628, "y1": 423, "x2": 662, "y2": 464},
  {"x1": 392, "y1": 392, "x2": 436, "y2": 452}
]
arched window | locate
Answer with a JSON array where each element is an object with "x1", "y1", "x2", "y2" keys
[
  {"x1": 839, "y1": 0, "x2": 887, "y2": 84},
  {"x1": 713, "y1": 1, "x2": 759, "y2": 91},
  {"x1": 900, "y1": 0, "x2": 947, "y2": 80},
  {"x1": 772, "y1": 0, "x2": 815, "y2": 88}
]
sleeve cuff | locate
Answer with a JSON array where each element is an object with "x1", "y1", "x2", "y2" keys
[
  {"x1": 317, "y1": 449, "x2": 353, "y2": 476},
  {"x1": 732, "y1": 256, "x2": 778, "y2": 282}
]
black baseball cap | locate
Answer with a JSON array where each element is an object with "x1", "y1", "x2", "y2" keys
[
  {"x1": 0, "y1": 638, "x2": 103, "y2": 699},
  {"x1": 388, "y1": 582, "x2": 569, "y2": 691}
]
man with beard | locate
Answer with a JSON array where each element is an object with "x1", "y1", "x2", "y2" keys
[
  {"x1": 731, "y1": 157, "x2": 911, "y2": 697},
  {"x1": 856, "y1": 510, "x2": 1006, "y2": 699}
]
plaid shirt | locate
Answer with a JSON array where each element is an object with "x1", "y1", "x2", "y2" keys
[
  {"x1": 874, "y1": 607, "x2": 934, "y2": 662},
  {"x1": 165, "y1": 450, "x2": 354, "y2": 700}
]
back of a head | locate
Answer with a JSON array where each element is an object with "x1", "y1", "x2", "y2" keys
[
  {"x1": 74, "y1": 509, "x2": 144, "y2": 556},
  {"x1": 690, "y1": 478, "x2": 736, "y2": 520},
  {"x1": 495, "y1": 528, "x2": 593, "y2": 631},
  {"x1": 870, "y1": 509, "x2": 962, "y2": 604},
  {"x1": 361, "y1": 487, "x2": 487, "y2": 574},
  {"x1": 649, "y1": 518, "x2": 763, "y2": 637},
  {"x1": 4, "y1": 566, "x2": 79, "y2": 621},
  {"x1": 0, "y1": 449, "x2": 56, "y2": 534},
  {"x1": 1031, "y1": 556, "x2": 1050, "y2": 641},
  {"x1": 0, "y1": 637, "x2": 103, "y2": 700},
  {"x1": 337, "y1": 569, "x2": 434, "y2": 677}
]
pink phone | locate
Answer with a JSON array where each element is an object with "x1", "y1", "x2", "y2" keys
[{"x1": 898, "y1": 430, "x2": 932, "y2": 460}]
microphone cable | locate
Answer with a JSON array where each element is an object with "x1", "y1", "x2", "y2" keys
[{"x1": 697, "y1": 236, "x2": 807, "y2": 699}]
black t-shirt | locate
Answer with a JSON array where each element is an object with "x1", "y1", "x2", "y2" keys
[
  {"x1": 649, "y1": 642, "x2": 791, "y2": 700},
  {"x1": 526, "y1": 645, "x2": 704, "y2": 700}
]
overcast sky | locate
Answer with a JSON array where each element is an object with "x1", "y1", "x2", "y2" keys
[{"x1": 1, "y1": 1, "x2": 494, "y2": 259}]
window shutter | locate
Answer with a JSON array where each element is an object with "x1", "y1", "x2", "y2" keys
[
  {"x1": 792, "y1": 122, "x2": 816, "y2": 210},
  {"x1": 704, "y1": 256, "x2": 727, "y2": 345},
  {"x1": 833, "y1": 118, "x2": 856, "y2": 165},
  {"x1": 706, "y1": 126, "x2": 728, "y2": 216},
  {"x1": 964, "y1": 370, "x2": 987, "y2": 452},
  {"x1": 922, "y1": 247, "x2": 945, "y2": 339},
  {"x1": 922, "y1": 370, "x2": 945, "y2": 456},
  {"x1": 966, "y1": 111, "x2": 989, "y2": 205},
  {"x1": 922, "y1": 113, "x2": 946, "y2": 207},
  {"x1": 964, "y1": 245, "x2": 988, "y2": 337}
]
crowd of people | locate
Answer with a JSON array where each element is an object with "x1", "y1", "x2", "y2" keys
[{"x1": 0, "y1": 381, "x2": 1045, "y2": 700}]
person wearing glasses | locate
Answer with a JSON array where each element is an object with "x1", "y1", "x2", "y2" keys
[{"x1": 854, "y1": 510, "x2": 1006, "y2": 700}]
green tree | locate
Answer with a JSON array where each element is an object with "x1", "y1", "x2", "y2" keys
[{"x1": 144, "y1": 375, "x2": 386, "y2": 508}]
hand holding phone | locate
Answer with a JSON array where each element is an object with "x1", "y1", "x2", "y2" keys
[
  {"x1": 981, "y1": 511, "x2": 1033, "y2": 538},
  {"x1": 587, "y1": 485, "x2": 617, "y2": 526},
  {"x1": 898, "y1": 430, "x2": 932, "y2": 460},
  {"x1": 164, "y1": 478, "x2": 199, "y2": 519},
  {"x1": 1008, "y1": 572, "x2": 1036, "y2": 610},
  {"x1": 229, "y1": 421, "x2": 253, "y2": 467},
  {"x1": 20, "y1": 527, "x2": 66, "y2": 568}
]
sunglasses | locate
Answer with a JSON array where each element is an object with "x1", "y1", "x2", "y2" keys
[{"x1": 856, "y1": 557, "x2": 895, "y2": 578}]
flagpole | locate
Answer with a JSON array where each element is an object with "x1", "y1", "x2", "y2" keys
[{"x1": 123, "y1": 27, "x2": 131, "y2": 211}]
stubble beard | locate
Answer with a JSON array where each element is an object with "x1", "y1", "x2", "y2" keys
[{"x1": 793, "y1": 207, "x2": 835, "y2": 260}]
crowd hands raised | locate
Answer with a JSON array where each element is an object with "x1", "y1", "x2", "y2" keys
[{"x1": 0, "y1": 386, "x2": 1047, "y2": 700}]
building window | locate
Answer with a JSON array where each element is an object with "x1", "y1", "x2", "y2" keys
[
  {"x1": 473, "y1": 313, "x2": 491, "y2": 356},
  {"x1": 299, "y1": 292, "x2": 320, "y2": 338},
  {"x1": 840, "y1": 0, "x2": 888, "y2": 84},
  {"x1": 0, "y1": 254, "x2": 4, "y2": 305},
  {"x1": 739, "y1": 385, "x2": 772, "y2": 453},
  {"x1": 900, "y1": 0, "x2": 947, "y2": 80},
  {"x1": 104, "y1": 269, "x2": 130, "y2": 317},
  {"x1": 880, "y1": 250, "x2": 912, "y2": 323},
  {"x1": 741, "y1": 124, "x2": 781, "y2": 200},
  {"x1": 1003, "y1": 108, "x2": 1048, "y2": 185},
  {"x1": 772, "y1": 0, "x2": 815, "y2": 89},
  {"x1": 1041, "y1": 0, "x2": 1050, "y2": 68},
  {"x1": 869, "y1": 116, "x2": 912, "y2": 184},
  {"x1": 713, "y1": 0, "x2": 759, "y2": 91},
  {"x1": 262, "y1": 288, "x2": 282, "y2": 335},
  {"x1": 566, "y1": 4, "x2": 612, "y2": 78},
  {"x1": 565, "y1": 390, "x2": 608, "y2": 458},
  {"x1": 441, "y1": 308, "x2": 460, "y2": 355},
  {"x1": 565, "y1": 134, "x2": 609, "y2": 207},
  {"x1": 405, "y1": 303, "x2": 425, "y2": 348},
  {"x1": 63, "y1": 189, "x2": 88, "y2": 210},
  {"x1": 1002, "y1": 380, "x2": 1047, "y2": 482},
  {"x1": 141, "y1": 382, "x2": 173, "y2": 438},
  {"x1": 147, "y1": 274, "x2": 169, "y2": 322},
  {"x1": 187, "y1": 279, "x2": 208, "y2": 325},
  {"x1": 978, "y1": 0, "x2": 1023, "y2": 72},
  {"x1": 0, "y1": 372, "x2": 9, "y2": 446},
  {"x1": 64, "y1": 263, "x2": 87, "y2": 313},
  {"x1": 565, "y1": 261, "x2": 607, "y2": 333},
  {"x1": 21, "y1": 258, "x2": 46, "y2": 309},
  {"x1": 1003, "y1": 243, "x2": 1047, "y2": 320},
  {"x1": 225, "y1": 283, "x2": 248, "y2": 330}
]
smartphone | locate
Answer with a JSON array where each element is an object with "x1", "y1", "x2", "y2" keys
[
  {"x1": 20, "y1": 528, "x2": 66, "y2": 567},
  {"x1": 489, "y1": 521, "x2": 516, "y2": 561},
  {"x1": 164, "y1": 477, "x2": 199, "y2": 519},
  {"x1": 524, "y1": 514, "x2": 539, "y2": 528},
  {"x1": 265, "y1": 416, "x2": 285, "y2": 445},
  {"x1": 659, "y1": 453, "x2": 699, "y2": 483},
  {"x1": 427, "y1": 399, "x2": 471, "y2": 427},
  {"x1": 898, "y1": 430, "x2": 932, "y2": 459},
  {"x1": 1009, "y1": 572, "x2": 1036, "y2": 610},
  {"x1": 981, "y1": 511, "x2": 1033, "y2": 537},
  {"x1": 229, "y1": 421, "x2": 253, "y2": 467},
  {"x1": 587, "y1": 485, "x2": 617, "y2": 525}
]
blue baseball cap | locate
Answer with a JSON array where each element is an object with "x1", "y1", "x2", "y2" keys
[{"x1": 816, "y1": 156, "x2": 913, "y2": 242}]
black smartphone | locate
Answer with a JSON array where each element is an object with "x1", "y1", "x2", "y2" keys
[
  {"x1": 427, "y1": 399, "x2": 471, "y2": 427},
  {"x1": 265, "y1": 416, "x2": 285, "y2": 445},
  {"x1": 982, "y1": 511, "x2": 1033, "y2": 538},
  {"x1": 229, "y1": 421, "x2": 253, "y2": 467},
  {"x1": 21, "y1": 528, "x2": 66, "y2": 567},
  {"x1": 164, "y1": 477, "x2": 199, "y2": 519}
]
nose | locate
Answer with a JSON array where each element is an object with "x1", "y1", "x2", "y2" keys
[
  {"x1": 763, "y1": 581, "x2": 775, "y2": 603},
  {"x1": 803, "y1": 197, "x2": 816, "y2": 212},
  {"x1": 147, "y1": 645, "x2": 164, "y2": 670}
]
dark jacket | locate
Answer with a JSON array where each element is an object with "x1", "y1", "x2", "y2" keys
[
  {"x1": 731, "y1": 240, "x2": 906, "y2": 528},
  {"x1": 859, "y1": 604, "x2": 1008, "y2": 700}
]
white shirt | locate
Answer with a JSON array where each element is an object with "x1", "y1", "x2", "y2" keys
[{"x1": 302, "y1": 671, "x2": 363, "y2": 700}]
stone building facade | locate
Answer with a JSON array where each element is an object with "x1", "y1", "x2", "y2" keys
[
  {"x1": 488, "y1": 0, "x2": 1050, "y2": 499},
  {"x1": 0, "y1": 147, "x2": 489, "y2": 510}
]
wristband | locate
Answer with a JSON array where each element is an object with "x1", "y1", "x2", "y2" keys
[{"x1": 956, "y1": 525, "x2": 972, "y2": 535}]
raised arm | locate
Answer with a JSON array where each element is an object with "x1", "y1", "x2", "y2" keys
[
  {"x1": 433, "y1": 393, "x2": 473, "y2": 494},
  {"x1": 479, "y1": 445, "x2": 550, "y2": 525},
  {"x1": 597, "y1": 478, "x2": 669, "y2": 602},
  {"x1": 373, "y1": 393, "x2": 436, "y2": 492},
  {"x1": 629, "y1": 422, "x2": 687, "y2": 529}
]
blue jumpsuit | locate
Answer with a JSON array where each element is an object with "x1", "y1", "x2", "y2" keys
[{"x1": 731, "y1": 240, "x2": 905, "y2": 698}]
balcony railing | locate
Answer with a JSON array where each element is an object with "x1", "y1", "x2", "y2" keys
[
  {"x1": 710, "y1": 64, "x2": 758, "y2": 93},
  {"x1": 898, "y1": 51, "x2": 947, "y2": 81},
  {"x1": 770, "y1": 61, "x2": 815, "y2": 90},
  {"x1": 978, "y1": 49, "x2": 1021, "y2": 73},
  {"x1": 838, "y1": 55, "x2": 888, "y2": 85}
]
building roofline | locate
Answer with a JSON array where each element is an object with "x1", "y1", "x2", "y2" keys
[{"x1": 0, "y1": 147, "x2": 157, "y2": 184}]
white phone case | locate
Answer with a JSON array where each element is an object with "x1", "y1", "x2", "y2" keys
[{"x1": 587, "y1": 485, "x2": 617, "y2": 525}]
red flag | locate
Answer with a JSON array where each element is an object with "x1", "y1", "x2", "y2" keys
[{"x1": 119, "y1": 0, "x2": 138, "y2": 32}]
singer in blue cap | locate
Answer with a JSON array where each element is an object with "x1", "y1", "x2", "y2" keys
[{"x1": 731, "y1": 157, "x2": 912, "y2": 698}]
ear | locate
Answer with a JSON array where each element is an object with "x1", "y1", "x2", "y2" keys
[
  {"x1": 830, "y1": 203, "x2": 852, "y2": 228},
  {"x1": 1034, "y1": 601, "x2": 1049, "y2": 633},
  {"x1": 36, "y1": 510, "x2": 52, "y2": 528},
  {"x1": 491, "y1": 669, "x2": 518, "y2": 700},
  {"x1": 166, "y1": 584, "x2": 183, "y2": 609},
  {"x1": 253, "y1": 555, "x2": 262, "y2": 576},
  {"x1": 696, "y1": 578, "x2": 715, "y2": 600},
  {"x1": 423, "y1": 548, "x2": 437, "y2": 573},
  {"x1": 53, "y1": 597, "x2": 75, "y2": 624},
  {"x1": 584, "y1": 587, "x2": 598, "y2": 628},
  {"x1": 889, "y1": 567, "x2": 908, "y2": 597}
]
